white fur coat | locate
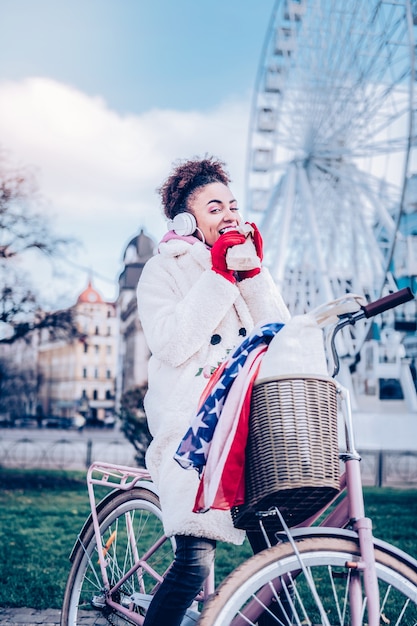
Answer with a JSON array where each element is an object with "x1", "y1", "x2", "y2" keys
[{"x1": 136, "y1": 237, "x2": 290, "y2": 543}]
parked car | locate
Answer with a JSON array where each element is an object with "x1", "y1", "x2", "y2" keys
[
  {"x1": 103, "y1": 414, "x2": 116, "y2": 429},
  {"x1": 43, "y1": 415, "x2": 74, "y2": 429},
  {"x1": 0, "y1": 414, "x2": 14, "y2": 428},
  {"x1": 13, "y1": 415, "x2": 39, "y2": 428},
  {"x1": 86, "y1": 414, "x2": 116, "y2": 429}
]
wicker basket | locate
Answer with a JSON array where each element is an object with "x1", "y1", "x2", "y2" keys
[{"x1": 232, "y1": 375, "x2": 340, "y2": 532}]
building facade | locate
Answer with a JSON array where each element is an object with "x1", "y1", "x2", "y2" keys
[
  {"x1": 1, "y1": 227, "x2": 156, "y2": 427},
  {"x1": 37, "y1": 281, "x2": 119, "y2": 425},
  {"x1": 116, "y1": 229, "x2": 156, "y2": 404}
]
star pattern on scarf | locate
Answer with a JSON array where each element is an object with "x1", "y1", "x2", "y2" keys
[{"x1": 174, "y1": 321, "x2": 284, "y2": 475}]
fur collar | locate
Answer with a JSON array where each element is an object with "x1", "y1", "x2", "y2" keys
[{"x1": 159, "y1": 237, "x2": 211, "y2": 268}]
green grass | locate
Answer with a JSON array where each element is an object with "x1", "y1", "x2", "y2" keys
[
  {"x1": 0, "y1": 470, "x2": 89, "y2": 609},
  {"x1": 0, "y1": 469, "x2": 416, "y2": 610}
]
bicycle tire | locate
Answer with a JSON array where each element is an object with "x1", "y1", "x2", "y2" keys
[
  {"x1": 61, "y1": 487, "x2": 174, "y2": 626},
  {"x1": 199, "y1": 535, "x2": 417, "y2": 625}
]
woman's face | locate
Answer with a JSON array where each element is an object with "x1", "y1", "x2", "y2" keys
[{"x1": 189, "y1": 182, "x2": 241, "y2": 247}]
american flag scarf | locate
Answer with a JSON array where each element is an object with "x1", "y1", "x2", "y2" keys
[{"x1": 174, "y1": 321, "x2": 284, "y2": 512}]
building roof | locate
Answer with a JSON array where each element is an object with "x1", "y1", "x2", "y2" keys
[
  {"x1": 118, "y1": 228, "x2": 156, "y2": 292},
  {"x1": 77, "y1": 280, "x2": 104, "y2": 305},
  {"x1": 123, "y1": 229, "x2": 155, "y2": 265}
]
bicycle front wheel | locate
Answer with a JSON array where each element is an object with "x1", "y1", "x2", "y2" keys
[
  {"x1": 199, "y1": 535, "x2": 417, "y2": 626},
  {"x1": 61, "y1": 487, "x2": 174, "y2": 626}
]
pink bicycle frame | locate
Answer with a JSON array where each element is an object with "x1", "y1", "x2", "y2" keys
[
  {"x1": 84, "y1": 380, "x2": 381, "y2": 626},
  {"x1": 85, "y1": 462, "x2": 215, "y2": 625}
]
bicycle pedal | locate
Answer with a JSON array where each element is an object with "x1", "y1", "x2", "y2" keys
[
  {"x1": 129, "y1": 593, "x2": 199, "y2": 624},
  {"x1": 180, "y1": 607, "x2": 200, "y2": 626},
  {"x1": 91, "y1": 594, "x2": 106, "y2": 608},
  {"x1": 129, "y1": 592, "x2": 153, "y2": 610}
]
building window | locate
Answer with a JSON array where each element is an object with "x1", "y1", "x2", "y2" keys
[
  {"x1": 105, "y1": 389, "x2": 113, "y2": 400},
  {"x1": 83, "y1": 343, "x2": 88, "y2": 353},
  {"x1": 106, "y1": 345, "x2": 112, "y2": 355},
  {"x1": 106, "y1": 369, "x2": 111, "y2": 379},
  {"x1": 83, "y1": 368, "x2": 87, "y2": 379},
  {"x1": 107, "y1": 326, "x2": 111, "y2": 336},
  {"x1": 94, "y1": 368, "x2": 99, "y2": 379},
  {"x1": 93, "y1": 390, "x2": 98, "y2": 400},
  {"x1": 95, "y1": 326, "x2": 99, "y2": 335},
  {"x1": 95, "y1": 345, "x2": 99, "y2": 355}
]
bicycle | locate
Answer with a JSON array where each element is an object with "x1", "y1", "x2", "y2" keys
[{"x1": 61, "y1": 287, "x2": 417, "y2": 626}]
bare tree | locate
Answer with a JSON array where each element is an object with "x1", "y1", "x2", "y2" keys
[
  {"x1": 0, "y1": 274, "x2": 80, "y2": 344},
  {"x1": 0, "y1": 357, "x2": 40, "y2": 423},
  {"x1": 119, "y1": 385, "x2": 151, "y2": 466},
  {"x1": 0, "y1": 151, "x2": 79, "y2": 344},
  {"x1": 0, "y1": 156, "x2": 69, "y2": 259}
]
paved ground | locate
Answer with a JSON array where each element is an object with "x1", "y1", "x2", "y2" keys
[
  {"x1": 0, "y1": 607, "x2": 62, "y2": 625},
  {"x1": 0, "y1": 607, "x2": 115, "y2": 625}
]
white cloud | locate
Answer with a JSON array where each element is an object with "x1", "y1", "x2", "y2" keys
[{"x1": 0, "y1": 77, "x2": 251, "y2": 304}]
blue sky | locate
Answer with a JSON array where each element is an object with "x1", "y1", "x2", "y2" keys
[
  {"x1": 1, "y1": 0, "x2": 274, "y2": 113},
  {"x1": 0, "y1": 0, "x2": 275, "y2": 303}
]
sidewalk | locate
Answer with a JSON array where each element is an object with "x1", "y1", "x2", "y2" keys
[
  {"x1": 0, "y1": 608, "x2": 61, "y2": 625},
  {"x1": 0, "y1": 607, "x2": 103, "y2": 625}
]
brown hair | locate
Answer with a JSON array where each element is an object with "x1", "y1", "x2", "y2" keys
[{"x1": 158, "y1": 156, "x2": 231, "y2": 219}]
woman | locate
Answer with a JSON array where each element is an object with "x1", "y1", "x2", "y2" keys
[{"x1": 137, "y1": 156, "x2": 290, "y2": 626}]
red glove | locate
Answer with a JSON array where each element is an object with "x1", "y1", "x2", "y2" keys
[
  {"x1": 238, "y1": 222, "x2": 264, "y2": 279},
  {"x1": 211, "y1": 231, "x2": 246, "y2": 283}
]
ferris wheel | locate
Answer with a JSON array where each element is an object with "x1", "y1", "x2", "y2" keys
[{"x1": 246, "y1": 0, "x2": 417, "y2": 357}]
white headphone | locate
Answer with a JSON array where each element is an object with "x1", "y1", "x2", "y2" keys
[{"x1": 168, "y1": 212, "x2": 197, "y2": 236}]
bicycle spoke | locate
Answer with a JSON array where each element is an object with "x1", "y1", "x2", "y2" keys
[
  {"x1": 200, "y1": 537, "x2": 417, "y2": 626},
  {"x1": 61, "y1": 488, "x2": 174, "y2": 626}
]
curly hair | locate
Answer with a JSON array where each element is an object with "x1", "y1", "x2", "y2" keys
[{"x1": 158, "y1": 156, "x2": 231, "y2": 219}]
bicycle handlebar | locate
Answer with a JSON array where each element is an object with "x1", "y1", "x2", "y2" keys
[
  {"x1": 361, "y1": 287, "x2": 414, "y2": 319},
  {"x1": 330, "y1": 287, "x2": 414, "y2": 377}
]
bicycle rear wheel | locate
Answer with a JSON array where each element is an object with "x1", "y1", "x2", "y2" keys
[
  {"x1": 61, "y1": 487, "x2": 174, "y2": 626},
  {"x1": 199, "y1": 535, "x2": 417, "y2": 625}
]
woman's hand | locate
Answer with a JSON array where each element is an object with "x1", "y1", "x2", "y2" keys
[
  {"x1": 211, "y1": 230, "x2": 246, "y2": 283},
  {"x1": 238, "y1": 222, "x2": 264, "y2": 279}
]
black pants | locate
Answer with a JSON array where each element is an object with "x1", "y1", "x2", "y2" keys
[
  {"x1": 143, "y1": 535, "x2": 216, "y2": 626},
  {"x1": 143, "y1": 530, "x2": 291, "y2": 626}
]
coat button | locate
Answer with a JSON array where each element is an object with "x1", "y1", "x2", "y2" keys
[
  {"x1": 210, "y1": 334, "x2": 221, "y2": 345},
  {"x1": 239, "y1": 328, "x2": 247, "y2": 337}
]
